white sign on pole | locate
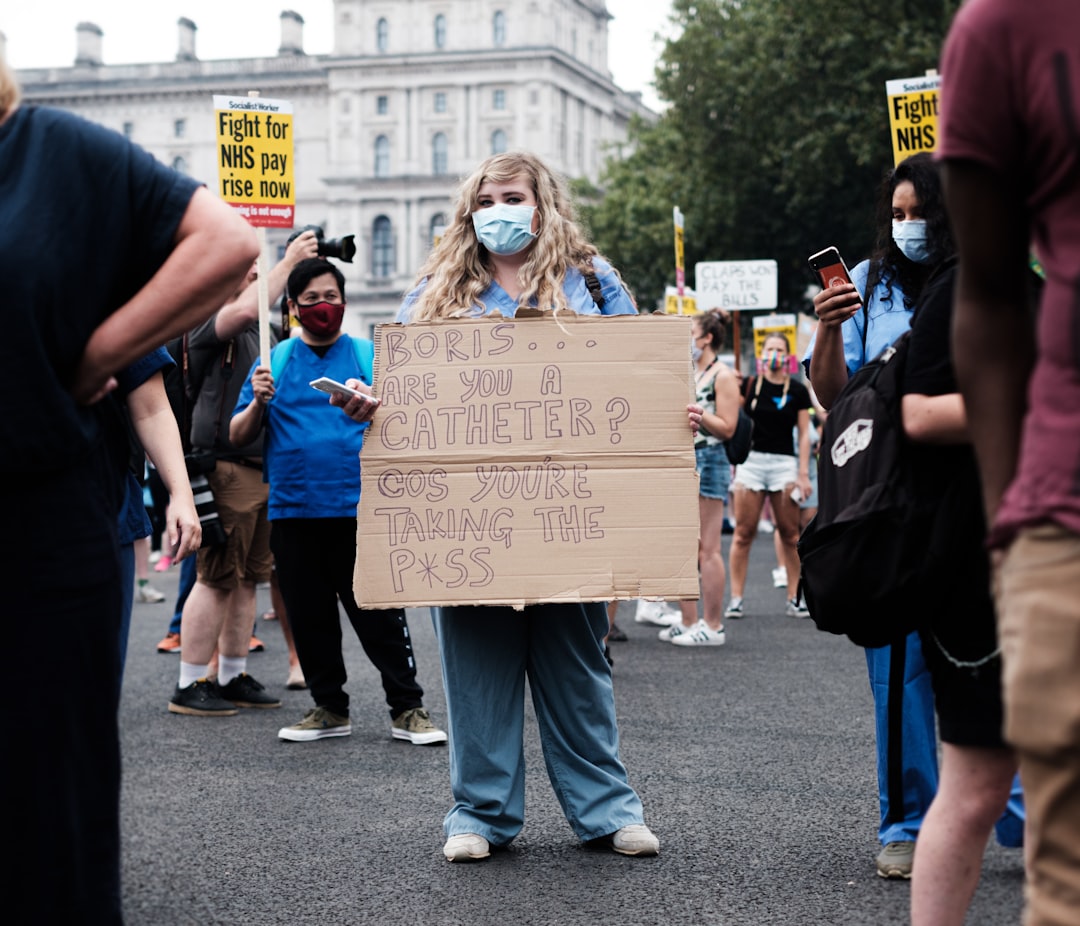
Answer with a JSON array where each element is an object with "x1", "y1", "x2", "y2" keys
[{"x1": 695, "y1": 260, "x2": 778, "y2": 311}]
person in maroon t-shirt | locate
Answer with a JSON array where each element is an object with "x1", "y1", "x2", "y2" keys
[{"x1": 939, "y1": 2, "x2": 1080, "y2": 924}]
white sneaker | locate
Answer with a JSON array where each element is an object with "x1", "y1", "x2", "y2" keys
[
  {"x1": 658, "y1": 620, "x2": 699, "y2": 642},
  {"x1": 135, "y1": 583, "x2": 166, "y2": 603},
  {"x1": 671, "y1": 623, "x2": 726, "y2": 646},
  {"x1": 634, "y1": 599, "x2": 680, "y2": 626},
  {"x1": 610, "y1": 824, "x2": 660, "y2": 856},
  {"x1": 772, "y1": 566, "x2": 788, "y2": 588},
  {"x1": 444, "y1": 833, "x2": 491, "y2": 862}
]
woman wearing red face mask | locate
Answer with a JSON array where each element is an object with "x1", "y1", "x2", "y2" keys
[
  {"x1": 724, "y1": 333, "x2": 813, "y2": 619},
  {"x1": 230, "y1": 257, "x2": 448, "y2": 748}
]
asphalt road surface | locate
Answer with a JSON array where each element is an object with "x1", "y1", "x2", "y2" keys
[{"x1": 120, "y1": 537, "x2": 1024, "y2": 925}]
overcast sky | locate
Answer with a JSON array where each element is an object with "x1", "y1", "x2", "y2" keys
[{"x1": 2, "y1": 1, "x2": 675, "y2": 111}]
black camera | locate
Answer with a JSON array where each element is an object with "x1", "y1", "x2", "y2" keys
[
  {"x1": 288, "y1": 224, "x2": 355, "y2": 263},
  {"x1": 189, "y1": 472, "x2": 226, "y2": 548}
]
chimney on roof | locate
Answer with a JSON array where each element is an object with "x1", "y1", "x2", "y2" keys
[
  {"x1": 279, "y1": 10, "x2": 305, "y2": 56},
  {"x1": 75, "y1": 22, "x2": 104, "y2": 67},
  {"x1": 177, "y1": 18, "x2": 198, "y2": 61}
]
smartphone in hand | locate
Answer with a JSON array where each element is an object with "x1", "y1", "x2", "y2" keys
[
  {"x1": 309, "y1": 377, "x2": 381, "y2": 406},
  {"x1": 808, "y1": 247, "x2": 853, "y2": 291}
]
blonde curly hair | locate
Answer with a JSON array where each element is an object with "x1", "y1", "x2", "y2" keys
[
  {"x1": 407, "y1": 151, "x2": 624, "y2": 321},
  {"x1": 0, "y1": 55, "x2": 21, "y2": 121}
]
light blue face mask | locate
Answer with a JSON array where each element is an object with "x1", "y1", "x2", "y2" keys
[
  {"x1": 472, "y1": 203, "x2": 537, "y2": 256},
  {"x1": 892, "y1": 218, "x2": 932, "y2": 264}
]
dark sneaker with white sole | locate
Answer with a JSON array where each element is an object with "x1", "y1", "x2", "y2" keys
[
  {"x1": 391, "y1": 707, "x2": 448, "y2": 745},
  {"x1": 278, "y1": 706, "x2": 352, "y2": 742},
  {"x1": 218, "y1": 672, "x2": 281, "y2": 709},
  {"x1": 168, "y1": 678, "x2": 238, "y2": 716}
]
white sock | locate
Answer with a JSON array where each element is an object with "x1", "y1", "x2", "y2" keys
[
  {"x1": 218, "y1": 655, "x2": 247, "y2": 686},
  {"x1": 179, "y1": 662, "x2": 211, "y2": 688}
]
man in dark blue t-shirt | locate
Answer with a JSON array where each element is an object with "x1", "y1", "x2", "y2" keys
[{"x1": 0, "y1": 60, "x2": 257, "y2": 923}]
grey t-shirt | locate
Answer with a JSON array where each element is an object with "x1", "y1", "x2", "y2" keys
[{"x1": 186, "y1": 315, "x2": 274, "y2": 458}]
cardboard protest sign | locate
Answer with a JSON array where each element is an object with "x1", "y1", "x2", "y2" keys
[
  {"x1": 213, "y1": 94, "x2": 295, "y2": 228},
  {"x1": 354, "y1": 312, "x2": 701, "y2": 609},
  {"x1": 885, "y1": 74, "x2": 940, "y2": 166},
  {"x1": 695, "y1": 260, "x2": 778, "y2": 311}
]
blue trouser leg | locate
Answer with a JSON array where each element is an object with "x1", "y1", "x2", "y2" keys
[
  {"x1": 994, "y1": 772, "x2": 1026, "y2": 848},
  {"x1": 526, "y1": 601, "x2": 644, "y2": 840},
  {"x1": 866, "y1": 631, "x2": 938, "y2": 844},
  {"x1": 118, "y1": 543, "x2": 135, "y2": 690},
  {"x1": 433, "y1": 602, "x2": 644, "y2": 846},
  {"x1": 169, "y1": 553, "x2": 197, "y2": 635}
]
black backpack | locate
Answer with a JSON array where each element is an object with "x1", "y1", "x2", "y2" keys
[{"x1": 797, "y1": 330, "x2": 936, "y2": 647}]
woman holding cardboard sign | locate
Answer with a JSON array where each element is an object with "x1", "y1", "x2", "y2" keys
[{"x1": 396, "y1": 151, "x2": 662, "y2": 863}]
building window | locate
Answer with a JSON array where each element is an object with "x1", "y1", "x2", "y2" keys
[
  {"x1": 432, "y1": 132, "x2": 449, "y2": 175},
  {"x1": 434, "y1": 14, "x2": 446, "y2": 49},
  {"x1": 491, "y1": 129, "x2": 508, "y2": 155},
  {"x1": 171, "y1": 156, "x2": 188, "y2": 174},
  {"x1": 376, "y1": 95, "x2": 388, "y2": 115},
  {"x1": 429, "y1": 212, "x2": 448, "y2": 249},
  {"x1": 374, "y1": 135, "x2": 390, "y2": 178},
  {"x1": 174, "y1": 118, "x2": 186, "y2": 138},
  {"x1": 434, "y1": 91, "x2": 447, "y2": 114},
  {"x1": 376, "y1": 17, "x2": 389, "y2": 52},
  {"x1": 493, "y1": 11, "x2": 506, "y2": 46},
  {"x1": 372, "y1": 216, "x2": 394, "y2": 278},
  {"x1": 493, "y1": 89, "x2": 506, "y2": 111},
  {"x1": 122, "y1": 121, "x2": 134, "y2": 138}
]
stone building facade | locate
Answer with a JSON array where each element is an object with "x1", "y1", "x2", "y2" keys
[{"x1": 11, "y1": 1, "x2": 651, "y2": 332}]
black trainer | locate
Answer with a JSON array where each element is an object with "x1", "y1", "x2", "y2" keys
[
  {"x1": 218, "y1": 672, "x2": 282, "y2": 709},
  {"x1": 169, "y1": 678, "x2": 239, "y2": 717}
]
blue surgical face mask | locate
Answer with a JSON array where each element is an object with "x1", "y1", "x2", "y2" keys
[
  {"x1": 892, "y1": 218, "x2": 932, "y2": 264},
  {"x1": 691, "y1": 333, "x2": 703, "y2": 362},
  {"x1": 472, "y1": 203, "x2": 537, "y2": 256}
]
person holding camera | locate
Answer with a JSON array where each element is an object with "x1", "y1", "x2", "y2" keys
[{"x1": 168, "y1": 229, "x2": 320, "y2": 716}]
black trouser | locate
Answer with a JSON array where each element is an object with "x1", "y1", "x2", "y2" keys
[
  {"x1": 270, "y1": 517, "x2": 423, "y2": 719},
  {"x1": 4, "y1": 443, "x2": 124, "y2": 924}
]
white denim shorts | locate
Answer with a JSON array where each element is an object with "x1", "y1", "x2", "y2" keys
[{"x1": 732, "y1": 451, "x2": 798, "y2": 494}]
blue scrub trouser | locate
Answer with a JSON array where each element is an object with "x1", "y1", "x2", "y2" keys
[
  {"x1": 867, "y1": 632, "x2": 938, "y2": 844},
  {"x1": 433, "y1": 601, "x2": 644, "y2": 846}
]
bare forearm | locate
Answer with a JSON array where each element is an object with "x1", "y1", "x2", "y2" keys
[
  {"x1": 229, "y1": 401, "x2": 265, "y2": 448},
  {"x1": 76, "y1": 190, "x2": 257, "y2": 400},
  {"x1": 808, "y1": 325, "x2": 850, "y2": 409},
  {"x1": 901, "y1": 393, "x2": 969, "y2": 444},
  {"x1": 127, "y1": 381, "x2": 192, "y2": 504}
]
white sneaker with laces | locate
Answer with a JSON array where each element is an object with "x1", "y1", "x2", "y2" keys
[
  {"x1": 658, "y1": 620, "x2": 699, "y2": 643},
  {"x1": 670, "y1": 623, "x2": 726, "y2": 647},
  {"x1": 772, "y1": 566, "x2": 788, "y2": 588},
  {"x1": 633, "y1": 599, "x2": 680, "y2": 626}
]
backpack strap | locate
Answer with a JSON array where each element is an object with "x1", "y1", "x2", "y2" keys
[
  {"x1": 583, "y1": 271, "x2": 606, "y2": 309},
  {"x1": 270, "y1": 334, "x2": 374, "y2": 385},
  {"x1": 269, "y1": 335, "x2": 299, "y2": 384}
]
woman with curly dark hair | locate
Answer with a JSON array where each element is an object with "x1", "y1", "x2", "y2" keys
[
  {"x1": 807, "y1": 152, "x2": 954, "y2": 407},
  {"x1": 803, "y1": 152, "x2": 950, "y2": 880}
]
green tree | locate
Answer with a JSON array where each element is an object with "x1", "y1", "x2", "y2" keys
[{"x1": 583, "y1": 0, "x2": 958, "y2": 314}]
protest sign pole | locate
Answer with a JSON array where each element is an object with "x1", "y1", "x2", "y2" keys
[
  {"x1": 247, "y1": 90, "x2": 272, "y2": 367},
  {"x1": 731, "y1": 312, "x2": 741, "y2": 375},
  {"x1": 673, "y1": 206, "x2": 685, "y2": 314}
]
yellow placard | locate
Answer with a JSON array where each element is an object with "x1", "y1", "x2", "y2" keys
[
  {"x1": 752, "y1": 313, "x2": 798, "y2": 359},
  {"x1": 213, "y1": 94, "x2": 296, "y2": 228},
  {"x1": 885, "y1": 75, "x2": 940, "y2": 166},
  {"x1": 664, "y1": 294, "x2": 698, "y2": 315}
]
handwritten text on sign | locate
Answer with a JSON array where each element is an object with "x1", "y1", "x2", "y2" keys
[
  {"x1": 213, "y1": 95, "x2": 296, "y2": 228},
  {"x1": 695, "y1": 260, "x2": 778, "y2": 311},
  {"x1": 354, "y1": 313, "x2": 701, "y2": 608}
]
